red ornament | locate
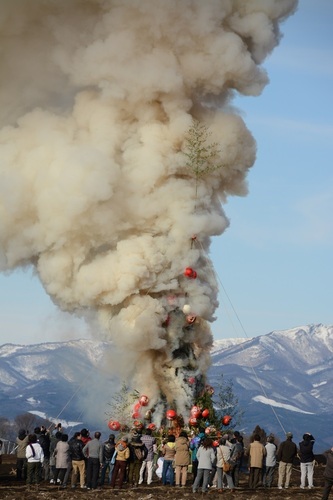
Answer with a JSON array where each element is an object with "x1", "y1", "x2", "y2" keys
[
  {"x1": 108, "y1": 420, "x2": 121, "y2": 431},
  {"x1": 184, "y1": 267, "x2": 197, "y2": 279},
  {"x1": 166, "y1": 409, "x2": 177, "y2": 421},
  {"x1": 188, "y1": 377, "x2": 196, "y2": 385},
  {"x1": 189, "y1": 417, "x2": 198, "y2": 426},
  {"x1": 132, "y1": 411, "x2": 140, "y2": 419},
  {"x1": 147, "y1": 423, "x2": 156, "y2": 431},
  {"x1": 139, "y1": 395, "x2": 149, "y2": 406},
  {"x1": 222, "y1": 415, "x2": 232, "y2": 426},
  {"x1": 133, "y1": 420, "x2": 144, "y2": 430},
  {"x1": 213, "y1": 440, "x2": 219, "y2": 447},
  {"x1": 202, "y1": 409, "x2": 209, "y2": 418},
  {"x1": 134, "y1": 402, "x2": 142, "y2": 412},
  {"x1": 205, "y1": 426, "x2": 212, "y2": 434}
]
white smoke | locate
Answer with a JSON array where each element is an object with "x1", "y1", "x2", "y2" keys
[{"x1": 0, "y1": 0, "x2": 297, "y2": 418}]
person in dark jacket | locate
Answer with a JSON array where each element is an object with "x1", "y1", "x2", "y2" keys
[
  {"x1": 128, "y1": 434, "x2": 148, "y2": 487},
  {"x1": 69, "y1": 432, "x2": 86, "y2": 488},
  {"x1": 100, "y1": 434, "x2": 116, "y2": 487},
  {"x1": 321, "y1": 447, "x2": 333, "y2": 500},
  {"x1": 277, "y1": 432, "x2": 297, "y2": 489},
  {"x1": 299, "y1": 433, "x2": 315, "y2": 489}
]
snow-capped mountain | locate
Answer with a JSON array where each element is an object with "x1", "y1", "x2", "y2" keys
[{"x1": 0, "y1": 324, "x2": 332, "y2": 451}]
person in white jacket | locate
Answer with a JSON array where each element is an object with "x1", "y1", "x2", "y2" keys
[
  {"x1": 25, "y1": 433, "x2": 44, "y2": 489},
  {"x1": 263, "y1": 435, "x2": 277, "y2": 488}
]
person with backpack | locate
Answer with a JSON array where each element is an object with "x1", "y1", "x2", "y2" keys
[
  {"x1": 128, "y1": 434, "x2": 147, "y2": 487},
  {"x1": 25, "y1": 433, "x2": 44, "y2": 490},
  {"x1": 110, "y1": 437, "x2": 130, "y2": 489},
  {"x1": 100, "y1": 434, "x2": 116, "y2": 486}
]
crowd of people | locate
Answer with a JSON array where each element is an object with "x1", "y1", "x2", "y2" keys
[{"x1": 12, "y1": 423, "x2": 333, "y2": 498}]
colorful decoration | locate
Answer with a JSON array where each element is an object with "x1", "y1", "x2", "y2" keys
[
  {"x1": 184, "y1": 267, "x2": 197, "y2": 279},
  {"x1": 222, "y1": 415, "x2": 232, "y2": 426},
  {"x1": 213, "y1": 440, "x2": 219, "y2": 447},
  {"x1": 188, "y1": 376, "x2": 196, "y2": 385},
  {"x1": 201, "y1": 409, "x2": 209, "y2": 418},
  {"x1": 147, "y1": 423, "x2": 156, "y2": 431},
  {"x1": 108, "y1": 420, "x2": 121, "y2": 431},
  {"x1": 189, "y1": 417, "x2": 198, "y2": 426},
  {"x1": 133, "y1": 420, "x2": 144, "y2": 430},
  {"x1": 166, "y1": 409, "x2": 177, "y2": 420},
  {"x1": 139, "y1": 395, "x2": 149, "y2": 406},
  {"x1": 190, "y1": 405, "x2": 201, "y2": 418},
  {"x1": 132, "y1": 411, "x2": 140, "y2": 419}
]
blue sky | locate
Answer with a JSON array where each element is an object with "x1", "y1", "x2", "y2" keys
[{"x1": 1, "y1": 0, "x2": 332, "y2": 345}]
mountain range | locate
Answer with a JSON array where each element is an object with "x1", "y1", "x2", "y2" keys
[{"x1": 0, "y1": 323, "x2": 332, "y2": 452}]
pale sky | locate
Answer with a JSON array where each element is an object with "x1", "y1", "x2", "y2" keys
[{"x1": 0, "y1": 0, "x2": 332, "y2": 345}]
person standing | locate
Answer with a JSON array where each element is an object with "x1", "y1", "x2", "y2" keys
[
  {"x1": 247, "y1": 434, "x2": 266, "y2": 489},
  {"x1": 174, "y1": 430, "x2": 190, "y2": 487},
  {"x1": 16, "y1": 429, "x2": 29, "y2": 481},
  {"x1": 321, "y1": 446, "x2": 333, "y2": 500},
  {"x1": 216, "y1": 437, "x2": 235, "y2": 492},
  {"x1": 230, "y1": 432, "x2": 244, "y2": 487},
  {"x1": 37, "y1": 426, "x2": 51, "y2": 481},
  {"x1": 128, "y1": 434, "x2": 147, "y2": 487},
  {"x1": 110, "y1": 437, "x2": 130, "y2": 489},
  {"x1": 139, "y1": 429, "x2": 156, "y2": 485},
  {"x1": 25, "y1": 434, "x2": 44, "y2": 490},
  {"x1": 53, "y1": 433, "x2": 70, "y2": 487},
  {"x1": 161, "y1": 434, "x2": 176, "y2": 486},
  {"x1": 192, "y1": 438, "x2": 216, "y2": 494},
  {"x1": 69, "y1": 432, "x2": 86, "y2": 489},
  {"x1": 263, "y1": 435, "x2": 277, "y2": 488},
  {"x1": 83, "y1": 431, "x2": 103, "y2": 490},
  {"x1": 277, "y1": 432, "x2": 297, "y2": 489},
  {"x1": 100, "y1": 433, "x2": 116, "y2": 486},
  {"x1": 299, "y1": 433, "x2": 315, "y2": 489}
]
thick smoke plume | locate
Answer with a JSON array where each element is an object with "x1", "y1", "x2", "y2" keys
[{"x1": 0, "y1": 0, "x2": 297, "y2": 420}]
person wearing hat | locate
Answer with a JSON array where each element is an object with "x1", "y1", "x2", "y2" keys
[
  {"x1": 110, "y1": 437, "x2": 130, "y2": 489},
  {"x1": 321, "y1": 446, "x2": 333, "y2": 500},
  {"x1": 276, "y1": 432, "x2": 297, "y2": 489}
]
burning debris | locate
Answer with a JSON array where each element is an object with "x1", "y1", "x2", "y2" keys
[{"x1": 0, "y1": 0, "x2": 297, "y2": 420}]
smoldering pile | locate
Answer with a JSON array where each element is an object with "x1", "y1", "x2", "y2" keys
[{"x1": 0, "y1": 0, "x2": 298, "y2": 419}]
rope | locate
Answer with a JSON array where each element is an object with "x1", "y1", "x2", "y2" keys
[
  {"x1": 47, "y1": 383, "x2": 84, "y2": 431},
  {"x1": 193, "y1": 236, "x2": 287, "y2": 436}
]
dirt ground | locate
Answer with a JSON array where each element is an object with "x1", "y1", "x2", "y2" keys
[{"x1": 0, "y1": 454, "x2": 327, "y2": 500}]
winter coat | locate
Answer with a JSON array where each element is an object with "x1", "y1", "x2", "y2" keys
[
  {"x1": 16, "y1": 435, "x2": 29, "y2": 459},
  {"x1": 114, "y1": 442, "x2": 130, "y2": 462},
  {"x1": 83, "y1": 438, "x2": 103, "y2": 461},
  {"x1": 26, "y1": 442, "x2": 44, "y2": 463},
  {"x1": 174, "y1": 436, "x2": 190, "y2": 466},
  {"x1": 103, "y1": 440, "x2": 116, "y2": 462},
  {"x1": 69, "y1": 438, "x2": 85, "y2": 461},
  {"x1": 216, "y1": 445, "x2": 231, "y2": 468},
  {"x1": 38, "y1": 433, "x2": 51, "y2": 459},
  {"x1": 248, "y1": 440, "x2": 266, "y2": 468},
  {"x1": 298, "y1": 440, "x2": 314, "y2": 463},
  {"x1": 54, "y1": 441, "x2": 70, "y2": 469},
  {"x1": 265, "y1": 442, "x2": 277, "y2": 467},
  {"x1": 129, "y1": 442, "x2": 147, "y2": 463},
  {"x1": 196, "y1": 445, "x2": 215, "y2": 470},
  {"x1": 140, "y1": 434, "x2": 156, "y2": 462},
  {"x1": 323, "y1": 449, "x2": 333, "y2": 479},
  {"x1": 277, "y1": 438, "x2": 297, "y2": 463},
  {"x1": 162, "y1": 442, "x2": 176, "y2": 461}
]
